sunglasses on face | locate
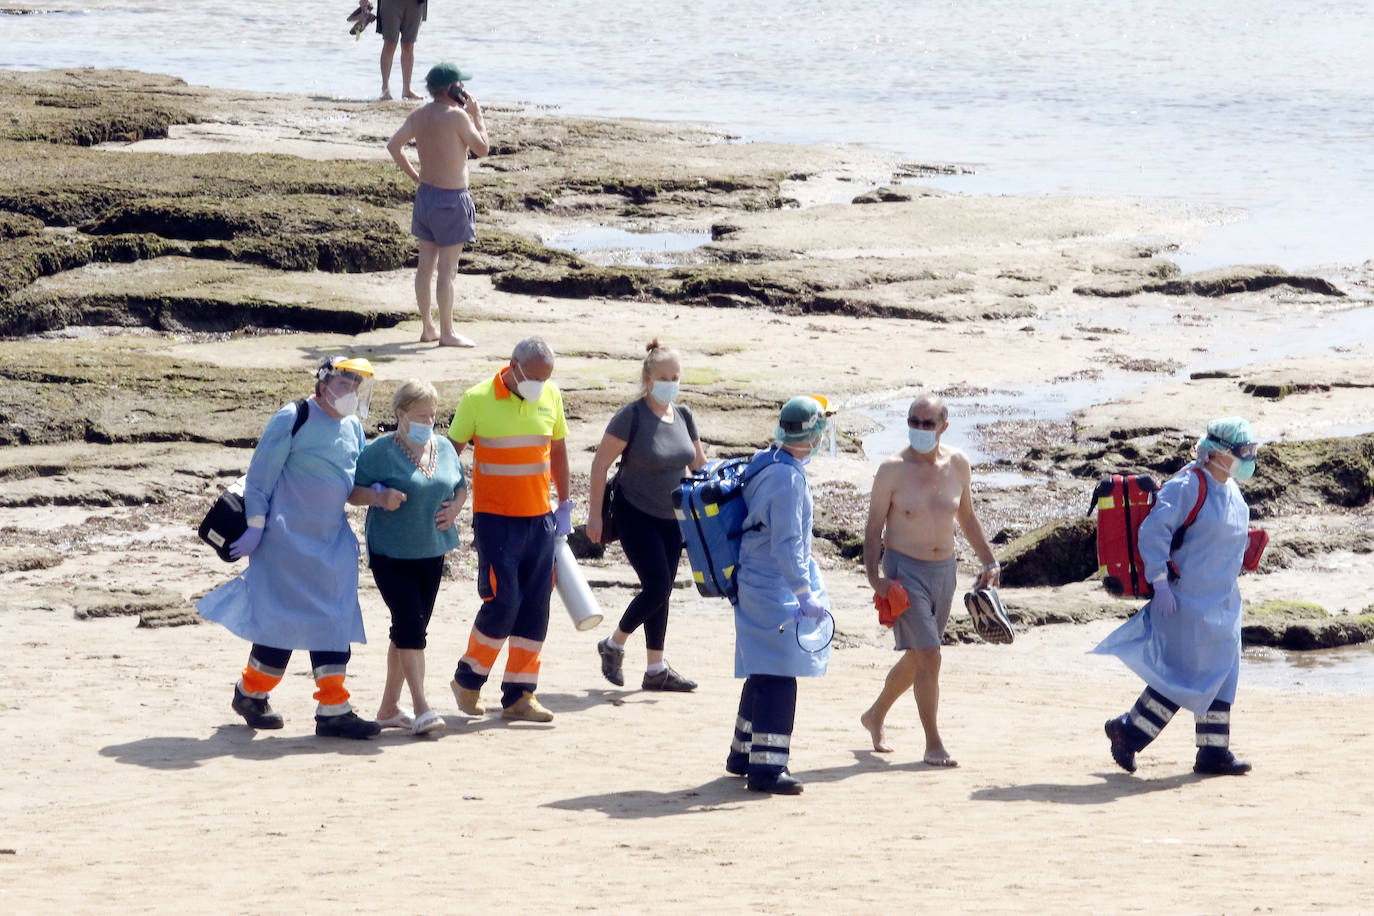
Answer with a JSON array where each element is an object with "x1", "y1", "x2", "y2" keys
[{"x1": 907, "y1": 416, "x2": 940, "y2": 431}]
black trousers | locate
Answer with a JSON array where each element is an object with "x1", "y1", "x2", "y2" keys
[
  {"x1": 726, "y1": 674, "x2": 798, "y2": 778},
  {"x1": 612, "y1": 489, "x2": 683, "y2": 651}
]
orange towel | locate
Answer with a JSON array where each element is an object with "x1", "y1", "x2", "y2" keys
[{"x1": 874, "y1": 583, "x2": 910, "y2": 628}]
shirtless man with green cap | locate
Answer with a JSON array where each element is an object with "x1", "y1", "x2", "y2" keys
[{"x1": 386, "y1": 63, "x2": 489, "y2": 348}]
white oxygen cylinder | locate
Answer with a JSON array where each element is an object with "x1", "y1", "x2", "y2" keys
[{"x1": 553, "y1": 536, "x2": 603, "y2": 631}]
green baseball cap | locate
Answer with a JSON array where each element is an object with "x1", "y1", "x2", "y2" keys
[{"x1": 426, "y1": 63, "x2": 473, "y2": 89}]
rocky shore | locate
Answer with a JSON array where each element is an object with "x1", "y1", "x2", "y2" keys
[{"x1": 2, "y1": 68, "x2": 1372, "y2": 651}]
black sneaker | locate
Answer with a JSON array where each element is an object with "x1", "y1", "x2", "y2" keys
[
  {"x1": 597, "y1": 638, "x2": 625, "y2": 687},
  {"x1": 747, "y1": 770, "x2": 804, "y2": 795},
  {"x1": 1194, "y1": 748, "x2": 1252, "y2": 776},
  {"x1": 1104, "y1": 717, "x2": 1137, "y2": 773},
  {"x1": 642, "y1": 663, "x2": 697, "y2": 692},
  {"x1": 232, "y1": 685, "x2": 284, "y2": 730},
  {"x1": 315, "y1": 711, "x2": 381, "y2": 740}
]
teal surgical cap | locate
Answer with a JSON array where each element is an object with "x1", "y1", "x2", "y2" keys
[{"x1": 1198, "y1": 416, "x2": 1254, "y2": 455}]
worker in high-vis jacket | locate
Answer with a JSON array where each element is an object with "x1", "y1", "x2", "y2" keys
[
  {"x1": 447, "y1": 337, "x2": 573, "y2": 722},
  {"x1": 199, "y1": 356, "x2": 404, "y2": 740}
]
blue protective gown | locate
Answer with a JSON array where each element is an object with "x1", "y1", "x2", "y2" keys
[
  {"x1": 1091, "y1": 462, "x2": 1249, "y2": 714},
  {"x1": 733, "y1": 447, "x2": 831, "y2": 678},
  {"x1": 198, "y1": 397, "x2": 367, "y2": 652}
]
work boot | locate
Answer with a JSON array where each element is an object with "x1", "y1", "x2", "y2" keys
[
  {"x1": 1194, "y1": 747, "x2": 1252, "y2": 776},
  {"x1": 502, "y1": 690, "x2": 554, "y2": 722},
  {"x1": 747, "y1": 770, "x2": 804, "y2": 795},
  {"x1": 451, "y1": 679, "x2": 485, "y2": 716},
  {"x1": 232, "y1": 685, "x2": 284, "y2": 730},
  {"x1": 314, "y1": 711, "x2": 381, "y2": 740},
  {"x1": 1104, "y1": 717, "x2": 1137, "y2": 773},
  {"x1": 642, "y1": 663, "x2": 697, "y2": 692},
  {"x1": 597, "y1": 638, "x2": 625, "y2": 687}
]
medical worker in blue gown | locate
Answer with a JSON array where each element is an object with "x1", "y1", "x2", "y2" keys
[
  {"x1": 725, "y1": 395, "x2": 834, "y2": 795},
  {"x1": 199, "y1": 356, "x2": 405, "y2": 740},
  {"x1": 1093, "y1": 417, "x2": 1259, "y2": 776}
]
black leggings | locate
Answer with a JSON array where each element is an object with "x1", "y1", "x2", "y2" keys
[
  {"x1": 370, "y1": 552, "x2": 444, "y2": 650},
  {"x1": 613, "y1": 489, "x2": 683, "y2": 651}
]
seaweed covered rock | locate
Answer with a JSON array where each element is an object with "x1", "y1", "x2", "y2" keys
[
  {"x1": 997, "y1": 515, "x2": 1098, "y2": 587},
  {"x1": 1241, "y1": 600, "x2": 1374, "y2": 650}
]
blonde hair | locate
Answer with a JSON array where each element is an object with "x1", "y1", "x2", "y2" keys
[
  {"x1": 639, "y1": 338, "x2": 680, "y2": 398},
  {"x1": 392, "y1": 378, "x2": 440, "y2": 416}
]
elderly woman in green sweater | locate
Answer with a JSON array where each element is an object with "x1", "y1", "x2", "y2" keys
[{"x1": 354, "y1": 379, "x2": 466, "y2": 736}]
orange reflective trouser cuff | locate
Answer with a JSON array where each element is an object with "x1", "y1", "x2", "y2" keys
[
  {"x1": 240, "y1": 665, "x2": 283, "y2": 697},
  {"x1": 313, "y1": 674, "x2": 350, "y2": 707}
]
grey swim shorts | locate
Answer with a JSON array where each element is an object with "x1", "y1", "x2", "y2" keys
[
  {"x1": 411, "y1": 184, "x2": 476, "y2": 247},
  {"x1": 379, "y1": 0, "x2": 426, "y2": 44},
  {"x1": 883, "y1": 550, "x2": 958, "y2": 651}
]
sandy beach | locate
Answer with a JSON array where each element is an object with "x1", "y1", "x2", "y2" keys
[{"x1": 2, "y1": 70, "x2": 1373, "y2": 913}]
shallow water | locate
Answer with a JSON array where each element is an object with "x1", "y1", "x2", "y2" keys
[
  {"x1": 543, "y1": 226, "x2": 711, "y2": 267},
  {"x1": 1242, "y1": 643, "x2": 1374, "y2": 695},
  {"x1": 5, "y1": 0, "x2": 1373, "y2": 270}
]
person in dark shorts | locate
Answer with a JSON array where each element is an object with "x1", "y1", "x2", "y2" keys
[
  {"x1": 386, "y1": 63, "x2": 489, "y2": 347},
  {"x1": 412, "y1": 183, "x2": 476, "y2": 248},
  {"x1": 353, "y1": 378, "x2": 466, "y2": 737},
  {"x1": 586, "y1": 339, "x2": 708, "y2": 692},
  {"x1": 377, "y1": 0, "x2": 428, "y2": 100}
]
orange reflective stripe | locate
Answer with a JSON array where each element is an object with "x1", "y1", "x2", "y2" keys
[
  {"x1": 473, "y1": 441, "x2": 550, "y2": 465},
  {"x1": 463, "y1": 630, "x2": 503, "y2": 670},
  {"x1": 477, "y1": 434, "x2": 551, "y2": 450},
  {"x1": 240, "y1": 666, "x2": 282, "y2": 695},
  {"x1": 505, "y1": 645, "x2": 542, "y2": 678},
  {"x1": 312, "y1": 674, "x2": 349, "y2": 707}
]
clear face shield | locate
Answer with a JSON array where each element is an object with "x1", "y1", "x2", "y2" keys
[{"x1": 322, "y1": 369, "x2": 374, "y2": 418}]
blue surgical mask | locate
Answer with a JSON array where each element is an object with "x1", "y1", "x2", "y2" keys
[
  {"x1": 909, "y1": 428, "x2": 938, "y2": 453},
  {"x1": 405, "y1": 421, "x2": 433, "y2": 445},
  {"x1": 1233, "y1": 458, "x2": 1256, "y2": 481},
  {"x1": 651, "y1": 380, "x2": 679, "y2": 404}
]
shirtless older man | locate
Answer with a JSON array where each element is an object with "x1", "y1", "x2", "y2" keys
[
  {"x1": 386, "y1": 63, "x2": 490, "y2": 348},
  {"x1": 859, "y1": 392, "x2": 1000, "y2": 765}
]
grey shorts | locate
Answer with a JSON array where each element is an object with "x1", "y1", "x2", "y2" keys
[
  {"x1": 378, "y1": 0, "x2": 425, "y2": 43},
  {"x1": 411, "y1": 184, "x2": 476, "y2": 247},
  {"x1": 884, "y1": 551, "x2": 957, "y2": 650}
]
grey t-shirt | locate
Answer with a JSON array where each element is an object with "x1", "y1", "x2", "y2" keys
[{"x1": 606, "y1": 399, "x2": 699, "y2": 519}]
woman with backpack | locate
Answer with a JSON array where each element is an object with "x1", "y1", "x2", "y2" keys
[
  {"x1": 586, "y1": 340, "x2": 708, "y2": 692},
  {"x1": 1093, "y1": 416, "x2": 1260, "y2": 776}
]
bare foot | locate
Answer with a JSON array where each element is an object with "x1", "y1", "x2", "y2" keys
[
  {"x1": 860, "y1": 709, "x2": 893, "y2": 753},
  {"x1": 420, "y1": 324, "x2": 439, "y2": 343},
  {"x1": 923, "y1": 745, "x2": 959, "y2": 767},
  {"x1": 402, "y1": 90, "x2": 423, "y2": 100},
  {"x1": 380, "y1": 88, "x2": 393, "y2": 101},
  {"x1": 439, "y1": 333, "x2": 476, "y2": 348}
]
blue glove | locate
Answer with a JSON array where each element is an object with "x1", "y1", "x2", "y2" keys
[
  {"x1": 796, "y1": 590, "x2": 828, "y2": 620},
  {"x1": 229, "y1": 525, "x2": 264, "y2": 560},
  {"x1": 554, "y1": 499, "x2": 574, "y2": 537},
  {"x1": 1150, "y1": 578, "x2": 1177, "y2": 618}
]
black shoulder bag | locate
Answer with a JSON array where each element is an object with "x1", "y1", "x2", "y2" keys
[{"x1": 198, "y1": 398, "x2": 310, "y2": 562}]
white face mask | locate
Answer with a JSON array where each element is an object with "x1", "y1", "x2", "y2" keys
[
  {"x1": 331, "y1": 391, "x2": 360, "y2": 416},
  {"x1": 908, "y1": 428, "x2": 938, "y2": 453},
  {"x1": 651, "y1": 379, "x2": 679, "y2": 404},
  {"x1": 513, "y1": 362, "x2": 545, "y2": 402}
]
